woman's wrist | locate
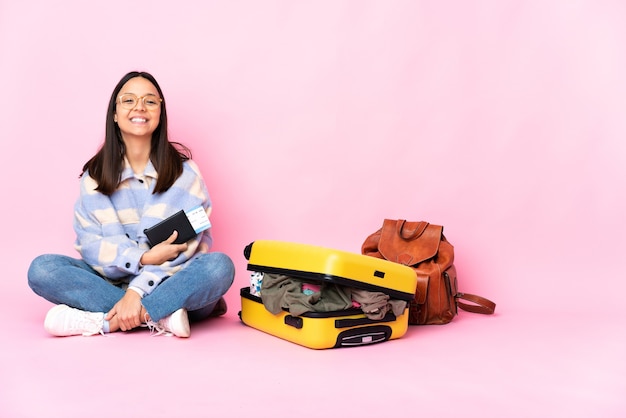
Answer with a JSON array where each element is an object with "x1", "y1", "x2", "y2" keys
[
  {"x1": 139, "y1": 251, "x2": 150, "y2": 266},
  {"x1": 127, "y1": 286, "x2": 145, "y2": 299}
]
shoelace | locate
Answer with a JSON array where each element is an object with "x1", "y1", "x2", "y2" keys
[
  {"x1": 143, "y1": 314, "x2": 173, "y2": 337},
  {"x1": 72, "y1": 314, "x2": 105, "y2": 337}
]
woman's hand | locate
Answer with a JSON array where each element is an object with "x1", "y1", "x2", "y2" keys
[
  {"x1": 105, "y1": 290, "x2": 144, "y2": 331},
  {"x1": 141, "y1": 230, "x2": 188, "y2": 266}
]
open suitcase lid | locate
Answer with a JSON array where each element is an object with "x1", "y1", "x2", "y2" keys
[{"x1": 244, "y1": 240, "x2": 417, "y2": 301}]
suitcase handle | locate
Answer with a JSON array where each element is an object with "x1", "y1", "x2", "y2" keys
[
  {"x1": 335, "y1": 312, "x2": 396, "y2": 328},
  {"x1": 335, "y1": 325, "x2": 392, "y2": 347},
  {"x1": 284, "y1": 315, "x2": 303, "y2": 329}
]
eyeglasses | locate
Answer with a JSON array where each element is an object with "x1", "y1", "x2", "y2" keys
[{"x1": 117, "y1": 93, "x2": 162, "y2": 110}]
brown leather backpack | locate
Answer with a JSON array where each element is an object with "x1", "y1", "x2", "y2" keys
[{"x1": 362, "y1": 219, "x2": 495, "y2": 325}]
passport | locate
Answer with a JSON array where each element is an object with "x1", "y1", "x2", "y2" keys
[{"x1": 144, "y1": 206, "x2": 211, "y2": 246}]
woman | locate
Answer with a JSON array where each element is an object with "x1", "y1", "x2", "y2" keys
[{"x1": 28, "y1": 71, "x2": 235, "y2": 338}]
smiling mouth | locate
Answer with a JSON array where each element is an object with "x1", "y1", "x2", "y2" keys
[{"x1": 130, "y1": 117, "x2": 147, "y2": 123}]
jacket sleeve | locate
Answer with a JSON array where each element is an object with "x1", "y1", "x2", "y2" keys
[
  {"x1": 73, "y1": 174, "x2": 145, "y2": 279},
  {"x1": 127, "y1": 161, "x2": 213, "y2": 295}
]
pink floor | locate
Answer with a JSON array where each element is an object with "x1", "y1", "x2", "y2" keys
[{"x1": 2, "y1": 254, "x2": 624, "y2": 418}]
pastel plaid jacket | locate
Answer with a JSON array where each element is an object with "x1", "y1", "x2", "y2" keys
[{"x1": 73, "y1": 158, "x2": 212, "y2": 295}]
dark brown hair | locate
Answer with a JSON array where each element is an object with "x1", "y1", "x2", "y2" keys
[{"x1": 81, "y1": 71, "x2": 190, "y2": 195}]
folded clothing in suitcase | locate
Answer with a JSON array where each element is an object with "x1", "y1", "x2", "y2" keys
[{"x1": 239, "y1": 240, "x2": 417, "y2": 349}]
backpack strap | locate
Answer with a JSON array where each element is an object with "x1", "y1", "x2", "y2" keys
[{"x1": 456, "y1": 293, "x2": 496, "y2": 315}]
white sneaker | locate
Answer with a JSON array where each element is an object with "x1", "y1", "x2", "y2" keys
[
  {"x1": 44, "y1": 304, "x2": 105, "y2": 337},
  {"x1": 146, "y1": 308, "x2": 190, "y2": 338}
]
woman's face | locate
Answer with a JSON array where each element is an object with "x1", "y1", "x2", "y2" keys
[{"x1": 114, "y1": 76, "x2": 162, "y2": 142}]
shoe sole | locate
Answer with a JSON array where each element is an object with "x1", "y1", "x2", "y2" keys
[{"x1": 44, "y1": 304, "x2": 69, "y2": 336}]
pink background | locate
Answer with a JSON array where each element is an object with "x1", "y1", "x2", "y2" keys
[{"x1": 1, "y1": 1, "x2": 624, "y2": 417}]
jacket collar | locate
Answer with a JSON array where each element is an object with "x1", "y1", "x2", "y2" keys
[{"x1": 120, "y1": 157, "x2": 158, "y2": 182}]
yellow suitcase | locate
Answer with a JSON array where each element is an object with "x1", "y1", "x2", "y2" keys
[{"x1": 238, "y1": 240, "x2": 417, "y2": 349}]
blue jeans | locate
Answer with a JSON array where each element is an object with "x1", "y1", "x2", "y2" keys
[{"x1": 27, "y1": 252, "x2": 235, "y2": 322}]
